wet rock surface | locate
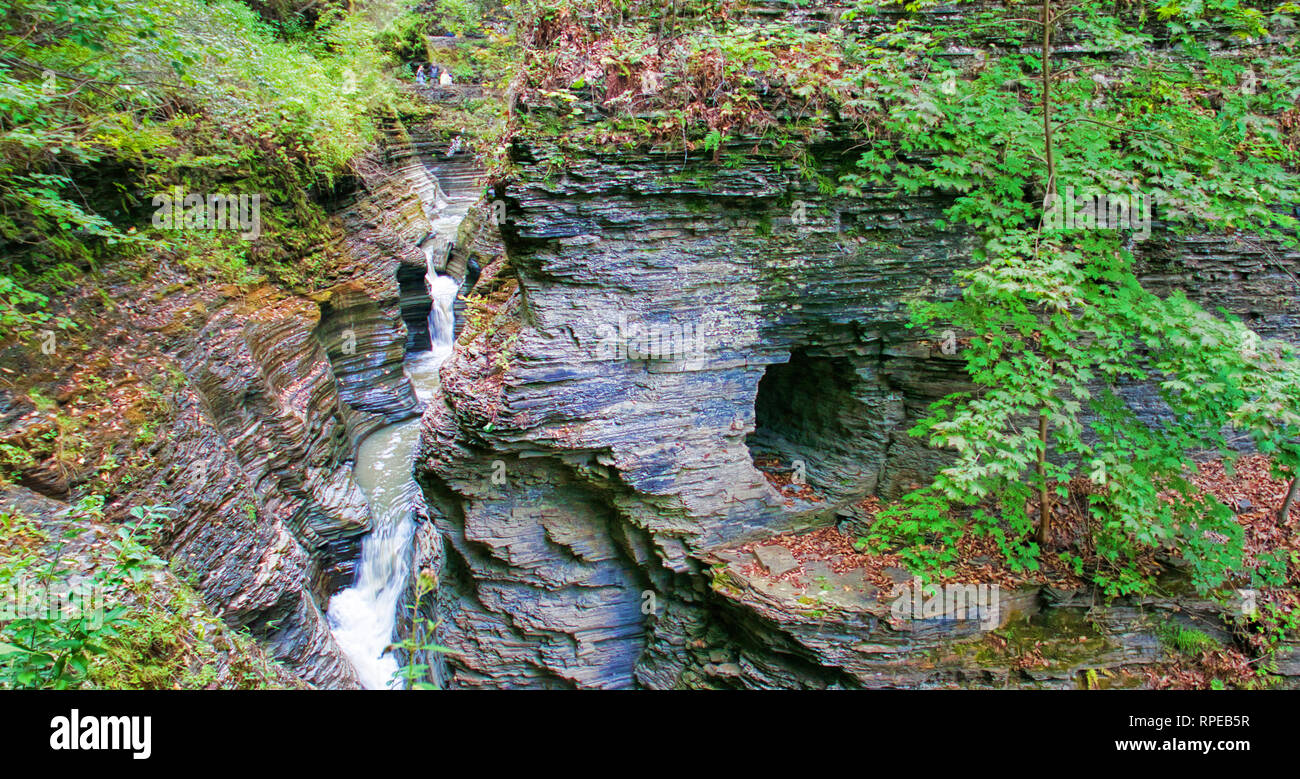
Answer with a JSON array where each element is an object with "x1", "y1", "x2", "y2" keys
[
  {"x1": 414, "y1": 133, "x2": 1300, "y2": 688},
  {"x1": 153, "y1": 123, "x2": 485, "y2": 686},
  {"x1": 0, "y1": 100, "x2": 484, "y2": 687},
  {"x1": 137, "y1": 133, "x2": 479, "y2": 686}
]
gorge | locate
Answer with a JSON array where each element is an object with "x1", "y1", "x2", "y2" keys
[{"x1": 2, "y1": 0, "x2": 1299, "y2": 694}]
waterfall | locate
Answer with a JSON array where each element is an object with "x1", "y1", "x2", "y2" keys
[
  {"x1": 327, "y1": 269, "x2": 460, "y2": 690},
  {"x1": 426, "y1": 265, "x2": 460, "y2": 360}
]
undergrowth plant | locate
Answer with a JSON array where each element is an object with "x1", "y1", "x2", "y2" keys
[
  {"x1": 841, "y1": 0, "x2": 1300, "y2": 597},
  {"x1": 0, "y1": 500, "x2": 170, "y2": 689},
  {"x1": 391, "y1": 568, "x2": 453, "y2": 690},
  {"x1": 0, "y1": 0, "x2": 415, "y2": 341}
]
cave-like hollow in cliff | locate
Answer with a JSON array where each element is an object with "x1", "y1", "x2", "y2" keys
[{"x1": 745, "y1": 348, "x2": 866, "y2": 500}]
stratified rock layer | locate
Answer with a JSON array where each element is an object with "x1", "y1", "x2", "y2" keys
[
  {"x1": 122, "y1": 112, "x2": 483, "y2": 687},
  {"x1": 415, "y1": 134, "x2": 1300, "y2": 689}
]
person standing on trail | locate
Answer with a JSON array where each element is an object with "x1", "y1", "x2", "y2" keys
[
  {"x1": 439, "y1": 69, "x2": 454, "y2": 86},
  {"x1": 415, "y1": 64, "x2": 426, "y2": 84},
  {"x1": 429, "y1": 64, "x2": 441, "y2": 81}
]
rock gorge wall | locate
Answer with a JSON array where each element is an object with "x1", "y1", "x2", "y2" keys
[
  {"x1": 7, "y1": 5, "x2": 1291, "y2": 689},
  {"x1": 124, "y1": 113, "x2": 483, "y2": 687},
  {"x1": 414, "y1": 130, "x2": 1300, "y2": 688}
]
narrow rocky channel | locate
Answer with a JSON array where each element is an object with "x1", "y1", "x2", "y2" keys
[
  {"x1": 325, "y1": 287, "x2": 454, "y2": 689},
  {"x1": 326, "y1": 170, "x2": 476, "y2": 689},
  {"x1": 4, "y1": 0, "x2": 1300, "y2": 709}
]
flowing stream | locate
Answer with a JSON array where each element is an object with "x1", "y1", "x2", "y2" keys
[{"x1": 327, "y1": 268, "x2": 461, "y2": 689}]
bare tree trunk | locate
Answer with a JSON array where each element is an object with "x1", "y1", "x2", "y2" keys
[
  {"x1": 1041, "y1": 0, "x2": 1055, "y2": 201},
  {"x1": 1281, "y1": 475, "x2": 1300, "y2": 525},
  {"x1": 1035, "y1": 0, "x2": 1056, "y2": 550},
  {"x1": 1037, "y1": 412, "x2": 1051, "y2": 546}
]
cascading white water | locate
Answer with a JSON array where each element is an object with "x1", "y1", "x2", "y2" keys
[
  {"x1": 425, "y1": 255, "x2": 459, "y2": 358},
  {"x1": 326, "y1": 268, "x2": 461, "y2": 690}
]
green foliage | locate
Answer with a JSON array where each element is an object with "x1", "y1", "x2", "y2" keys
[
  {"x1": 392, "y1": 568, "x2": 454, "y2": 690},
  {"x1": 0, "y1": 0, "x2": 412, "y2": 338},
  {"x1": 85, "y1": 580, "x2": 288, "y2": 690},
  {"x1": 0, "y1": 443, "x2": 35, "y2": 484},
  {"x1": 430, "y1": 0, "x2": 489, "y2": 37},
  {"x1": 844, "y1": 0, "x2": 1300, "y2": 596},
  {"x1": 0, "y1": 498, "x2": 288, "y2": 689},
  {"x1": 1159, "y1": 623, "x2": 1221, "y2": 655},
  {"x1": 0, "y1": 500, "x2": 167, "y2": 689},
  {"x1": 1243, "y1": 598, "x2": 1300, "y2": 647}
]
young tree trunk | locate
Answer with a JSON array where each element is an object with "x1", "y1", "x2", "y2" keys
[
  {"x1": 1037, "y1": 411, "x2": 1051, "y2": 546},
  {"x1": 1281, "y1": 475, "x2": 1300, "y2": 525},
  {"x1": 1041, "y1": 0, "x2": 1055, "y2": 200},
  {"x1": 1034, "y1": 0, "x2": 1056, "y2": 551}
]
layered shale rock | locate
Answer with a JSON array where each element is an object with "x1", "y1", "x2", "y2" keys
[
  {"x1": 145, "y1": 121, "x2": 488, "y2": 687},
  {"x1": 696, "y1": 553, "x2": 1247, "y2": 689},
  {"x1": 0, "y1": 107, "x2": 490, "y2": 688},
  {"x1": 414, "y1": 131, "x2": 1300, "y2": 688}
]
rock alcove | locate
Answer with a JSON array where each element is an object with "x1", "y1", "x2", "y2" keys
[{"x1": 746, "y1": 347, "x2": 885, "y2": 506}]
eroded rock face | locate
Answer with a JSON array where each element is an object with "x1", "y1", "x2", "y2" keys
[
  {"x1": 695, "y1": 554, "x2": 1262, "y2": 690},
  {"x1": 125, "y1": 119, "x2": 484, "y2": 687},
  {"x1": 0, "y1": 487, "x2": 308, "y2": 689},
  {"x1": 154, "y1": 295, "x2": 370, "y2": 687},
  {"x1": 415, "y1": 136, "x2": 1300, "y2": 689}
]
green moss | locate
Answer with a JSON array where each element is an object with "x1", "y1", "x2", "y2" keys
[
  {"x1": 88, "y1": 577, "x2": 295, "y2": 690},
  {"x1": 709, "y1": 565, "x2": 744, "y2": 597},
  {"x1": 1157, "y1": 623, "x2": 1221, "y2": 656},
  {"x1": 949, "y1": 608, "x2": 1114, "y2": 672}
]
